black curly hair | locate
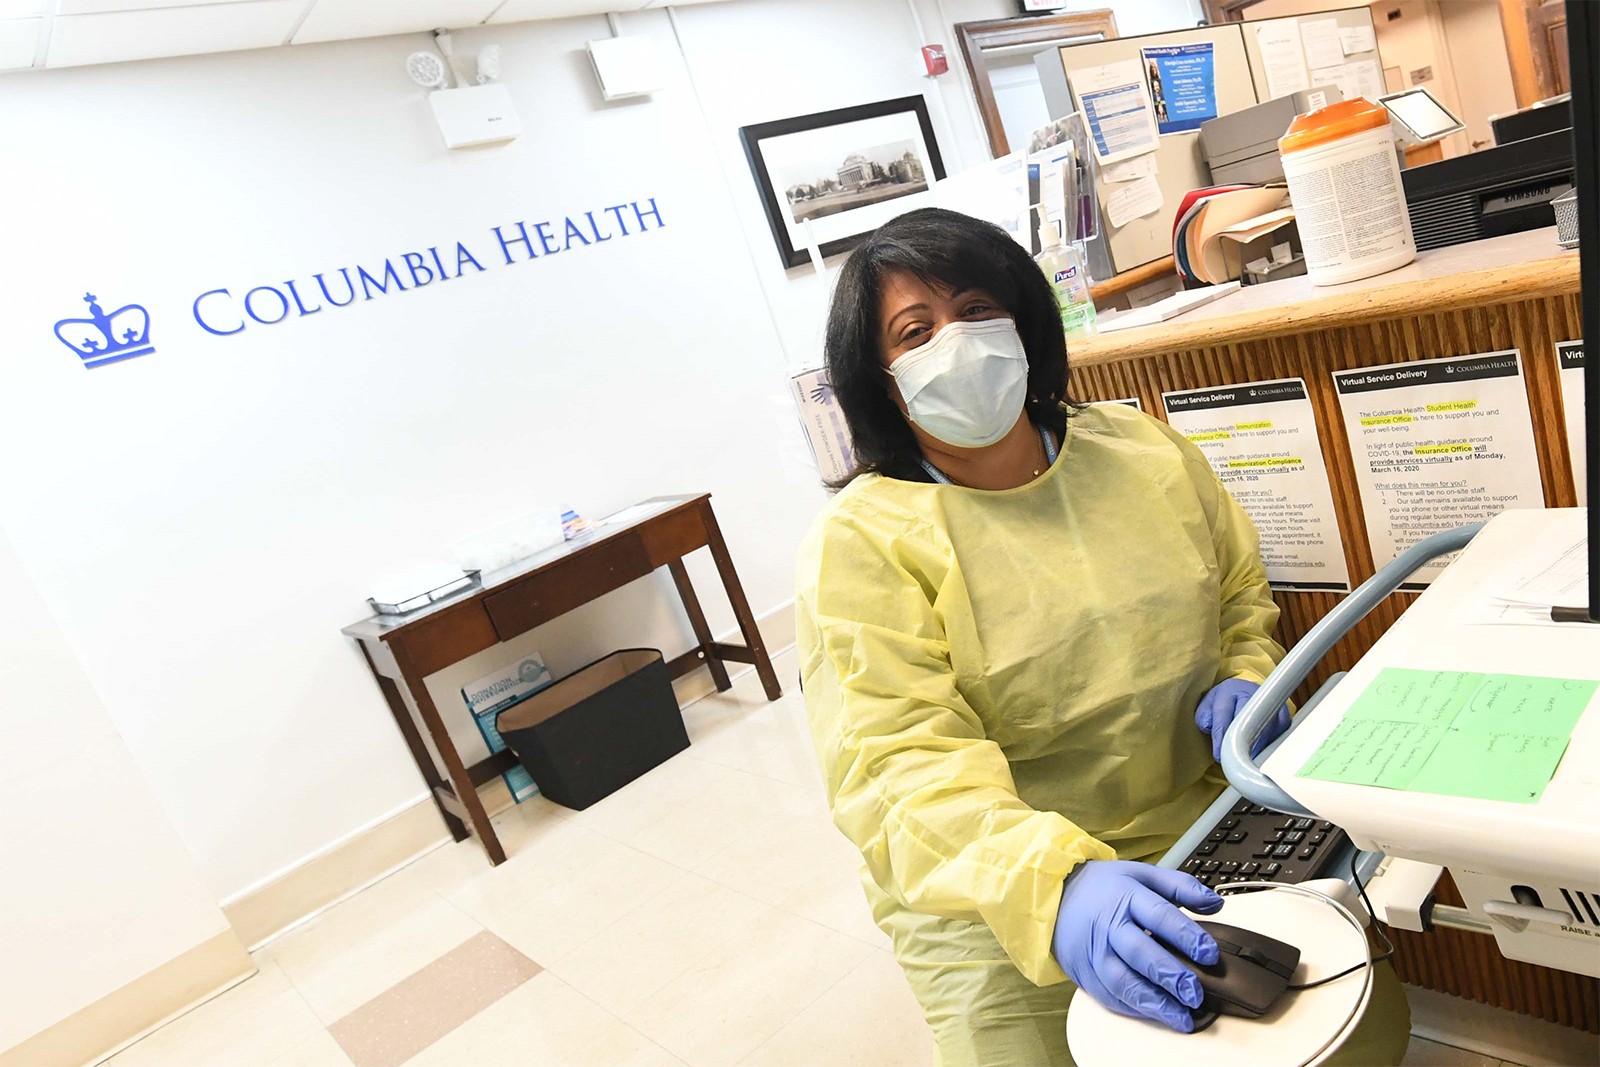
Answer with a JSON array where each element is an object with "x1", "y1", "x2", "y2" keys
[{"x1": 822, "y1": 207, "x2": 1078, "y2": 485}]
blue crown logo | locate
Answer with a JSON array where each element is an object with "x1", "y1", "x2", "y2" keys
[{"x1": 54, "y1": 292, "x2": 155, "y2": 369}]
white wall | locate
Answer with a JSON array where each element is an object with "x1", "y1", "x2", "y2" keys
[
  {"x1": 0, "y1": 0, "x2": 1021, "y2": 906},
  {"x1": 0, "y1": 530, "x2": 241, "y2": 1051},
  {"x1": 1439, "y1": 0, "x2": 1516, "y2": 150}
]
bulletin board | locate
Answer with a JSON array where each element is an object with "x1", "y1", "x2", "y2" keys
[{"x1": 1035, "y1": 7, "x2": 1381, "y2": 274}]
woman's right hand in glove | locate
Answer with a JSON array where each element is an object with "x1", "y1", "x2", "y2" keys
[{"x1": 1050, "y1": 859, "x2": 1224, "y2": 1033}]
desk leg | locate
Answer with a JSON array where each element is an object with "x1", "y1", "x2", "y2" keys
[
  {"x1": 668, "y1": 557, "x2": 733, "y2": 692},
  {"x1": 358, "y1": 644, "x2": 469, "y2": 843},
  {"x1": 392, "y1": 649, "x2": 508, "y2": 866},
  {"x1": 701, "y1": 502, "x2": 783, "y2": 701}
]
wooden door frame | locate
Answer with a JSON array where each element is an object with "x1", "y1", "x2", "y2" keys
[
  {"x1": 1202, "y1": 0, "x2": 1263, "y2": 23},
  {"x1": 1500, "y1": 0, "x2": 1565, "y2": 107},
  {"x1": 954, "y1": 9, "x2": 1118, "y2": 158}
]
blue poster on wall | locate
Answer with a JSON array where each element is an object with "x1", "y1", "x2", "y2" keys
[{"x1": 1142, "y1": 43, "x2": 1218, "y2": 135}]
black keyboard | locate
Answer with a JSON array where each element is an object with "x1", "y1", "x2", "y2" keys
[{"x1": 1174, "y1": 798, "x2": 1352, "y2": 888}]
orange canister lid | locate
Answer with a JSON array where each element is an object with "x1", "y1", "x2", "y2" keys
[{"x1": 1278, "y1": 98, "x2": 1388, "y2": 154}]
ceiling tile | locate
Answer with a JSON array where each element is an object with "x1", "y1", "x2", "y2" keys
[
  {"x1": 0, "y1": 17, "x2": 39, "y2": 69},
  {"x1": 57, "y1": 0, "x2": 265, "y2": 14},
  {"x1": 486, "y1": 0, "x2": 652, "y2": 23},
  {"x1": 0, "y1": 0, "x2": 41, "y2": 17},
  {"x1": 293, "y1": 0, "x2": 502, "y2": 44},
  {"x1": 47, "y1": 0, "x2": 305, "y2": 67}
]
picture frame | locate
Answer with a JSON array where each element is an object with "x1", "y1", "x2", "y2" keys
[{"x1": 739, "y1": 95, "x2": 946, "y2": 269}]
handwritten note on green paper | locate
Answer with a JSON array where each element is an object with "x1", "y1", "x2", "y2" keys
[{"x1": 1298, "y1": 668, "x2": 1598, "y2": 803}]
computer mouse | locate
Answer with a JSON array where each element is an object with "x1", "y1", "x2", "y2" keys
[{"x1": 1158, "y1": 920, "x2": 1302, "y2": 1033}]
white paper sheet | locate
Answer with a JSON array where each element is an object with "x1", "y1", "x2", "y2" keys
[
  {"x1": 1255, "y1": 21, "x2": 1310, "y2": 99},
  {"x1": 1092, "y1": 397, "x2": 1144, "y2": 411},
  {"x1": 1102, "y1": 154, "x2": 1157, "y2": 183},
  {"x1": 1333, "y1": 350, "x2": 1546, "y2": 586},
  {"x1": 1557, "y1": 340, "x2": 1587, "y2": 505},
  {"x1": 1105, "y1": 174, "x2": 1163, "y2": 228},
  {"x1": 1068, "y1": 59, "x2": 1160, "y2": 164},
  {"x1": 1163, "y1": 378, "x2": 1350, "y2": 590},
  {"x1": 1339, "y1": 25, "x2": 1377, "y2": 55},
  {"x1": 1301, "y1": 19, "x2": 1345, "y2": 72},
  {"x1": 933, "y1": 151, "x2": 1031, "y2": 248},
  {"x1": 1311, "y1": 58, "x2": 1385, "y2": 106}
]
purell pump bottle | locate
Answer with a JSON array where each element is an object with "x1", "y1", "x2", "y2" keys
[{"x1": 1033, "y1": 203, "x2": 1096, "y2": 338}]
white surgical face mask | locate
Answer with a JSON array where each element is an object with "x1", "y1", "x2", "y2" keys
[{"x1": 888, "y1": 318, "x2": 1028, "y2": 449}]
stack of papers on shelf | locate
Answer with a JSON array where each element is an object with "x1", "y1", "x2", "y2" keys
[
  {"x1": 1097, "y1": 282, "x2": 1240, "y2": 333},
  {"x1": 1172, "y1": 186, "x2": 1292, "y2": 284},
  {"x1": 1468, "y1": 519, "x2": 1592, "y2": 626}
]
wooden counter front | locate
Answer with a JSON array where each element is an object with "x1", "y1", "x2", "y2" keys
[{"x1": 1066, "y1": 227, "x2": 1595, "y2": 1033}]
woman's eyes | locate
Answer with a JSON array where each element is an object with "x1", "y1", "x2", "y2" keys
[{"x1": 896, "y1": 303, "x2": 998, "y2": 346}]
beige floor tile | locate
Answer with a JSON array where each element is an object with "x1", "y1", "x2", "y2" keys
[
  {"x1": 262, "y1": 1028, "x2": 356, "y2": 1067},
  {"x1": 406, "y1": 971, "x2": 685, "y2": 1067},
  {"x1": 273, "y1": 896, "x2": 484, "y2": 1023},
  {"x1": 624, "y1": 905, "x2": 876, "y2": 1067},
  {"x1": 104, "y1": 959, "x2": 325, "y2": 1067},
  {"x1": 738, "y1": 949, "x2": 934, "y2": 1067},
  {"x1": 618, "y1": 765, "x2": 824, "y2": 873},
  {"x1": 695, "y1": 807, "x2": 855, "y2": 909},
  {"x1": 772, "y1": 847, "x2": 889, "y2": 950},
  {"x1": 560, "y1": 748, "x2": 743, "y2": 842},
  {"x1": 547, "y1": 870, "x2": 771, "y2": 1019},
  {"x1": 1402, "y1": 1037, "x2": 1508, "y2": 1067},
  {"x1": 448, "y1": 819, "x2": 690, "y2": 964}
]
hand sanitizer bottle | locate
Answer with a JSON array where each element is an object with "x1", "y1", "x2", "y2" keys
[{"x1": 1033, "y1": 204, "x2": 1097, "y2": 339}]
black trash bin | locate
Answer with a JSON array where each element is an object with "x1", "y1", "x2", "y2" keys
[{"x1": 495, "y1": 648, "x2": 688, "y2": 810}]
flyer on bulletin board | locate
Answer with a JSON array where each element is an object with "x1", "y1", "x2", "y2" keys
[
  {"x1": 1068, "y1": 58, "x2": 1160, "y2": 164},
  {"x1": 1141, "y1": 43, "x2": 1218, "y2": 135}
]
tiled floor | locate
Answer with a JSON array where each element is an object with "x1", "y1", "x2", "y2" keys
[{"x1": 105, "y1": 650, "x2": 1534, "y2": 1067}]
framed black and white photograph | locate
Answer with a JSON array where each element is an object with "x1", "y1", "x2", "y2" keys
[{"x1": 740, "y1": 95, "x2": 945, "y2": 269}]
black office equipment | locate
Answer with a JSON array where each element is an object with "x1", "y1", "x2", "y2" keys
[
  {"x1": 1491, "y1": 96, "x2": 1571, "y2": 146},
  {"x1": 1402, "y1": 130, "x2": 1574, "y2": 251},
  {"x1": 1173, "y1": 798, "x2": 1352, "y2": 887}
]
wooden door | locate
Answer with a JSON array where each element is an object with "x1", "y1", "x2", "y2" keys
[{"x1": 1502, "y1": 0, "x2": 1570, "y2": 106}]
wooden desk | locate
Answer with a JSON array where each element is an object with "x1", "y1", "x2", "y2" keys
[
  {"x1": 1065, "y1": 227, "x2": 1596, "y2": 1033},
  {"x1": 342, "y1": 494, "x2": 781, "y2": 865}
]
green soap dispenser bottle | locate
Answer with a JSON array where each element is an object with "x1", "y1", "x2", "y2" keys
[{"x1": 1033, "y1": 204, "x2": 1097, "y2": 339}]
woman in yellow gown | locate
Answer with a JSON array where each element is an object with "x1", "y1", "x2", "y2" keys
[{"x1": 794, "y1": 207, "x2": 1409, "y2": 1067}]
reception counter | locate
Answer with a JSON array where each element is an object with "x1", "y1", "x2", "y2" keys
[{"x1": 1067, "y1": 227, "x2": 1594, "y2": 1032}]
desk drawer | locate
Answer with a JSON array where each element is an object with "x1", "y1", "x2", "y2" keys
[{"x1": 483, "y1": 533, "x2": 653, "y2": 640}]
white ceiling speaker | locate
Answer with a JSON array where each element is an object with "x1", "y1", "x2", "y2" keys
[{"x1": 405, "y1": 50, "x2": 448, "y2": 89}]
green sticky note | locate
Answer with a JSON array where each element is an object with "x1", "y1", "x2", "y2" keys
[
  {"x1": 1298, "y1": 668, "x2": 1597, "y2": 804},
  {"x1": 1404, "y1": 728, "x2": 1573, "y2": 804},
  {"x1": 1295, "y1": 717, "x2": 1449, "y2": 788}
]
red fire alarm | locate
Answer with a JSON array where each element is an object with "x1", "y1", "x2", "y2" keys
[{"x1": 922, "y1": 44, "x2": 948, "y2": 76}]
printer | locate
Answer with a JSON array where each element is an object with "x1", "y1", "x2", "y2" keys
[{"x1": 1199, "y1": 88, "x2": 1345, "y2": 186}]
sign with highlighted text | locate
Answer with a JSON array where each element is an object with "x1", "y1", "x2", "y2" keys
[
  {"x1": 1333, "y1": 351, "x2": 1544, "y2": 587},
  {"x1": 1163, "y1": 378, "x2": 1348, "y2": 590}
]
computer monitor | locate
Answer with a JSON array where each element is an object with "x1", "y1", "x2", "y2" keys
[
  {"x1": 1567, "y1": 1, "x2": 1599, "y2": 620},
  {"x1": 1380, "y1": 87, "x2": 1464, "y2": 145}
]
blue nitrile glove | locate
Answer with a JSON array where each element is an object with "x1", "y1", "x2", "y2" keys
[
  {"x1": 1196, "y1": 678, "x2": 1292, "y2": 763},
  {"x1": 1051, "y1": 860, "x2": 1224, "y2": 1033}
]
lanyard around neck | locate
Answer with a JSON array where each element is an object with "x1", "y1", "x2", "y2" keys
[{"x1": 919, "y1": 424, "x2": 1058, "y2": 486}]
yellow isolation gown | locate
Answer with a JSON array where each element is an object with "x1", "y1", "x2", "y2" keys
[{"x1": 795, "y1": 402, "x2": 1408, "y2": 1066}]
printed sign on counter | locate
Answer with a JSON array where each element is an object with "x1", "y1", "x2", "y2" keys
[
  {"x1": 1557, "y1": 341, "x2": 1587, "y2": 504},
  {"x1": 1092, "y1": 397, "x2": 1144, "y2": 411},
  {"x1": 1163, "y1": 378, "x2": 1349, "y2": 590},
  {"x1": 1333, "y1": 351, "x2": 1545, "y2": 587}
]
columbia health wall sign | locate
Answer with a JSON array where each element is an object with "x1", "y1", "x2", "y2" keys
[{"x1": 48, "y1": 198, "x2": 666, "y2": 370}]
